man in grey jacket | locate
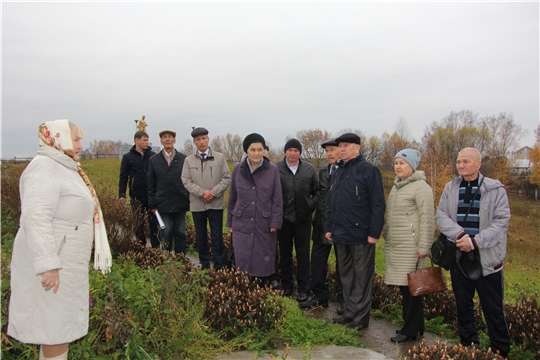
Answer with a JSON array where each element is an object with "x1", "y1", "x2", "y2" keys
[
  {"x1": 181, "y1": 127, "x2": 231, "y2": 270},
  {"x1": 435, "y1": 147, "x2": 510, "y2": 357}
]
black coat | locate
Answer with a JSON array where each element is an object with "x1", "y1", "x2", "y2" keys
[
  {"x1": 326, "y1": 154, "x2": 385, "y2": 244},
  {"x1": 118, "y1": 145, "x2": 155, "y2": 201},
  {"x1": 148, "y1": 150, "x2": 190, "y2": 213},
  {"x1": 312, "y1": 163, "x2": 332, "y2": 244},
  {"x1": 276, "y1": 158, "x2": 320, "y2": 224}
]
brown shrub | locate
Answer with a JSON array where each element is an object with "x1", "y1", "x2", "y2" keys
[{"x1": 404, "y1": 339, "x2": 506, "y2": 359}]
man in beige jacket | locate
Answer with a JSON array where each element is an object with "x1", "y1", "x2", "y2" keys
[{"x1": 181, "y1": 127, "x2": 231, "y2": 269}]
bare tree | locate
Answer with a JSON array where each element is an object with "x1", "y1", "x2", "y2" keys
[
  {"x1": 211, "y1": 133, "x2": 243, "y2": 163},
  {"x1": 294, "y1": 128, "x2": 332, "y2": 168},
  {"x1": 182, "y1": 139, "x2": 195, "y2": 155},
  {"x1": 482, "y1": 112, "x2": 526, "y2": 159},
  {"x1": 84, "y1": 139, "x2": 130, "y2": 159}
]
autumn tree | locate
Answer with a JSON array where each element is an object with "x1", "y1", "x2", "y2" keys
[
  {"x1": 378, "y1": 118, "x2": 414, "y2": 171},
  {"x1": 530, "y1": 124, "x2": 540, "y2": 187},
  {"x1": 82, "y1": 139, "x2": 130, "y2": 159},
  {"x1": 285, "y1": 128, "x2": 332, "y2": 168},
  {"x1": 211, "y1": 133, "x2": 243, "y2": 163}
]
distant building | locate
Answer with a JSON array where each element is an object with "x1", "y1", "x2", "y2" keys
[{"x1": 510, "y1": 146, "x2": 533, "y2": 174}]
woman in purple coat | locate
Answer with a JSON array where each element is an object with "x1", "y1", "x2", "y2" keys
[{"x1": 226, "y1": 133, "x2": 283, "y2": 283}]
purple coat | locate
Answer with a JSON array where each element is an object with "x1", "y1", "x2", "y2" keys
[{"x1": 226, "y1": 157, "x2": 283, "y2": 277}]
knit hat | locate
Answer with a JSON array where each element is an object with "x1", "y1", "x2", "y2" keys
[
  {"x1": 284, "y1": 139, "x2": 302, "y2": 154},
  {"x1": 243, "y1": 133, "x2": 266, "y2": 153},
  {"x1": 321, "y1": 138, "x2": 338, "y2": 148},
  {"x1": 191, "y1": 127, "x2": 209, "y2": 138},
  {"x1": 335, "y1": 133, "x2": 360, "y2": 145},
  {"x1": 394, "y1": 149, "x2": 421, "y2": 170}
]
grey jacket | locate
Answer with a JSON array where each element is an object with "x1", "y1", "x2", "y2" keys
[
  {"x1": 181, "y1": 149, "x2": 231, "y2": 212},
  {"x1": 435, "y1": 173, "x2": 510, "y2": 276}
]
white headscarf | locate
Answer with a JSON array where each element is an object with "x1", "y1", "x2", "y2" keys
[{"x1": 38, "y1": 119, "x2": 112, "y2": 274}]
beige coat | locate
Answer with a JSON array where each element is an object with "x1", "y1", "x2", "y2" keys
[
  {"x1": 8, "y1": 146, "x2": 95, "y2": 344},
  {"x1": 384, "y1": 171, "x2": 435, "y2": 286},
  {"x1": 181, "y1": 149, "x2": 231, "y2": 212}
]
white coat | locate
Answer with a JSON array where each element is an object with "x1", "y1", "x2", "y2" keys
[
  {"x1": 8, "y1": 145, "x2": 95, "y2": 345},
  {"x1": 383, "y1": 171, "x2": 435, "y2": 286}
]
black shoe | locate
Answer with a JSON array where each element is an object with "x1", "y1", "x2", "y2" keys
[
  {"x1": 337, "y1": 302, "x2": 346, "y2": 315},
  {"x1": 299, "y1": 298, "x2": 329, "y2": 309},
  {"x1": 345, "y1": 321, "x2": 368, "y2": 330},
  {"x1": 270, "y1": 280, "x2": 279, "y2": 288},
  {"x1": 283, "y1": 289, "x2": 293, "y2": 297},
  {"x1": 396, "y1": 329, "x2": 424, "y2": 336},
  {"x1": 391, "y1": 334, "x2": 417, "y2": 343},
  {"x1": 332, "y1": 316, "x2": 353, "y2": 324},
  {"x1": 296, "y1": 292, "x2": 308, "y2": 302}
]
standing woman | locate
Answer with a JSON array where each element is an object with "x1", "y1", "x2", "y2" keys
[
  {"x1": 384, "y1": 149, "x2": 434, "y2": 343},
  {"x1": 226, "y1": 133, "x2": 283, "y2": 284},
  {"x1": 8, "y1": 120, "x2": 112, "y2": 359}
]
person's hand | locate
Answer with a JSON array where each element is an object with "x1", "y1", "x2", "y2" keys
[
  {"x1": 456, "y1": 235, "x2": 473, "y2": 252},
  {"x1": 119, "y1": 197, "x2": 126, "y2": 203},
  {"x1": 418, "y1": 253, "x2": 429, "y2": 259},
  {"x1": 42, "y1": 269, "x2": 60, "y2": 294},
  {"x1": 270, "y1": 227, "x2": 277, "y2": 233},
  {"x1": 151, "y1": 208, "x2": 157, "y2": 214},
  {"x1": 202, "y1": 190, "x2": 215, "y2": 203},
  {"x1": 325, "y1": 232, "x2": 333, "y2": 242},
  {"x1": 367, "y1": 236, "x2": 379, "y2": 244},
  {"x1": 228, "y1": 227, "x2": 233, "y2": 233}
]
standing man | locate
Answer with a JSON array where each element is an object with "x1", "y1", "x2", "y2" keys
[
  {"x1": 148, "y1": 130, "x2": 190, "y2": 254},
  {"x1": 326, "y1": 133, "x2": 385, "y2": 331},
  {"x1": 119, "y1": 131, "x2": 159, "y2": 248},
  {"x1": 276, "y1": 139, "x2": 320, "y2": 302},
  {"x1": 182, "y1": 127, "x2": 231, "y2": 270},
  {"x1": 435, "y1": 147, "x2": 510, "y2": 357},
  {"x1": 300, "y1": 138, "x2": 345, "y2": 312}
]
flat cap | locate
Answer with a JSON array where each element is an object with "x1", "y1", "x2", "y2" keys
[
  {"x1": 159, "y1": 129, "x2": 176, "y2": 138},
  {"x1": 335, "y1": 133, "x2": 360, "y2": 145},
  {"x1": 321, "y1": 138, "x2": 338, "y2": 148},
  {"x1": 191, "y1": 127, "x2": 209, "y2": 138}
]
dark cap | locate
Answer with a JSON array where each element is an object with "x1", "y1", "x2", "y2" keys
[
  {"x1": 191, "y1": 127, "x2": 209, "y2": 138},
  {"x1": 456, "y1": 248, "x2": 483, "y2": 280},
  {"x1": 321, "y1": 138, "x2": 338, "y2": 149},
  {"x1": 284, "y1": 138, "x2": 302, "y2": 154},
  {"x1": 243, "y1": 133, "x2": 266, "y2": 153},
  {"x1": 159, "y1": 130, "x2": 176, "y2": 138},
  {"x1": 335, "y1": 133, "x2": 360, "y2": 145}
]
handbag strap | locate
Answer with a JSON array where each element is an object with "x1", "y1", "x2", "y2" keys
[
  {"x1": 463, "y1": 176, "x2": 484, "y2": 222},
  {"x1": 415, "y1": 255, "x2": 434, "y2": 270}
]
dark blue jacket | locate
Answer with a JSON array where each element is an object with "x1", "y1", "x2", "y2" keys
[
  {"x1": 148, "y1": 150, "x2": 190, "y2": 213},
  {"x1": 326, "y1": 154, "x2": 385, "y2": 244},
  {"x1": 118, "y1": 145, "x2": 155, "y2": 201}
]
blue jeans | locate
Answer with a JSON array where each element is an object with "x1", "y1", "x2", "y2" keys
[
  {"x1": 192, "y1": 209, "x2": 224, "y2": 270},
  {"x1": 159, "y1": 211, "x2": 187, "y2": 254}
]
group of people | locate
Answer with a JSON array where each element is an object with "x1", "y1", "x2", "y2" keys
[{"x1": 8, "y1": 119, "x2": 511, "y2": 359}]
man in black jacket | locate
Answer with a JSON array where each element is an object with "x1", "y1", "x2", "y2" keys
[
  {"x1": 119, "y1": 131, "x2": 159, "y2": 248},
  {"x1": 325, "y1": 133, "x2": 385, "y2": 331},
  {"x1": 148, "y1": 130, "x2": 190, "y2": 254},
  {"x1": 300, "y1": 138, "x2": 345, "y2": 312},
  {"x1": 276, "y1": 139, "x2": 320, "y2": 302}
]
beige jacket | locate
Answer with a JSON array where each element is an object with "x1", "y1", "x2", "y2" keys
[
  {"x1": 181, "y1": 149, "x2": 231, "y2": 212},
  {"x1": 8, "y1": 146, "x2": 95, "y2": 344},
  {"x1": 384, "y1": 171, "x2": 435, "y2": 286}
]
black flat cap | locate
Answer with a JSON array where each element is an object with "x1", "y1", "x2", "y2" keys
[
  {"x1": 335, "y1": 133, "x2": 360, "y2": 145},
  {"x1": 243, "y1": 133, "x2": 266, "y2": 153},
  {"x1": 457, "y1": 249, "x2": 483, "y2": 280},
  {"x1": 159, "y1": 130, "x2": 176, "y2": 138},
  {"x1": 321, "y1": 138, "x2": 338, "y2": 148},
  {"x1": 191, "y1": 127, "x2": 209, "y2": 138}
]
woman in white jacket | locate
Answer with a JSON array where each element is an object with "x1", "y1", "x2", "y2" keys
[
  {"x1": 8, "y1": 120, "x2": 111, "y2": 360},
  {"x1": 384, "y1": 149, "x2": 435, "y2": 343}
]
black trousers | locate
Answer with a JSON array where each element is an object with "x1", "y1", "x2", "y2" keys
[
  {"x1": 451, "y1": 263, "x2": 510, "y2": 356},
  {"x1": 310, "y1": 242, "x2": 343, "y2": 302},
  {"x1": 278, "y1": 220, "x2": 311, "y2": 294},
  {"x1": 193, "y1": 209, "x2": 225, "y2": 270},
  {"x1": 131, "y1": 197, "x2": 159, "y2": 248},
  {"x1": 398, "y1": 286, "x2": 424, "y2": 337},
  {"x1": 336, "y1": 243, "x2": 375, "y2": 325}
]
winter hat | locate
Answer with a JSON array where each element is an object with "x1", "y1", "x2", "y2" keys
[
  {"x1": 190, "y1": 127, "x2": 209, "y2": 138},
  {"x1": 243, "y1": 133, "x2": 266, "y2": 153},
  {"x1": 321, "y1": 138, "x2": 338, "y2": 148},
  {"x1": 284, "y1": 139, "x2": 302, "y2": 154},
  {"x1": 394, "y1": 149, "x2": 421, "y2": 171}
]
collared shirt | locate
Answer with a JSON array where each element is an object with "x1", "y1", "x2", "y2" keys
[{"x1": 286, "y1": 160, "x2": 299, "y2": 175}]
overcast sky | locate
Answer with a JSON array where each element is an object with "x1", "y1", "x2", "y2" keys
[{"x1": 2, "y1": 2, "x2": 539, "y2": 159}]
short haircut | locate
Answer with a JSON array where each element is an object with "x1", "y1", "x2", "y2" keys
[{"x1": 134, "y1": 131, "x2": 149, "y2": 140}]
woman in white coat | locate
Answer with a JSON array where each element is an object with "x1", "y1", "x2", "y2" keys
[
  {"x1": 8, "y1": 120, "x2": 111, "y2": 360},
  {"x1": 383, "y1": 149, "x2": 435, "y2": 343}
]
